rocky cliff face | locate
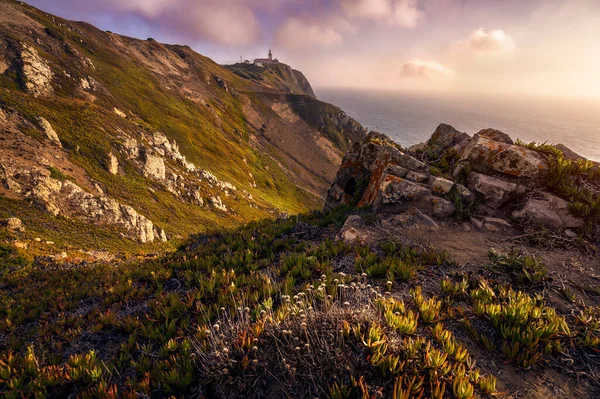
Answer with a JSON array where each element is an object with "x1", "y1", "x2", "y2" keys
[
  {"x1": 327, "y1": 124, "x2": 598, "y2": 235},
  {"x1": 0, "y1": 0, "x2": 364, "y2": 247}
]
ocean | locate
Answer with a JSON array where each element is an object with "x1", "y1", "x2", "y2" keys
[{"x1": 317, "y1": 88, "x2": 600, "y2": 162}]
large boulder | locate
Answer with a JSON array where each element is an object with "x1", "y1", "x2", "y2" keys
[
  {"x1": 512, "y1": 193, "x2": 584, "y2": 229},
  {"x1": 459, "y1": 135, "x2": 548, "y2": 179},
  {"x1": 325, "y1": 131, "x2": 426, "y2": 210},
  {"x1": 474, "y1": 128, "x2": 513, "y2": 145},
  {"x1": 467, "y1": 172, "x2": 527, "y2": 209},
  {"x1": 420, "y1": 124, "x2": 471, "y2": 158}
]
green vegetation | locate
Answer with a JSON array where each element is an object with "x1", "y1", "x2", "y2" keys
[
  {"x1": 1, "y1": 208, "x2": 599, "y2": 397},
  {"x1": 516, "y1": 140, "x2": 600, "y2": 229}
]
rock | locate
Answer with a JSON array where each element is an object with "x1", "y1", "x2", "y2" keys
[
  {"x1": 386, "y1": 207, "x2": 439, "y2": 230},
  {"x1": 565, "y1": 229, "x2": 578, "y2": 238},
  {"x1": 470, "y1": 217, "x2": 484, "y2": 230},
  {"x1": 113, "y1": 108, "x2": 127, "y2": 118},
  {"x1": 378, "y1": 174, "x2": 432, "y2": 206},
  {"x1": 45, "y1": 241, "x2": 55, "y2": 245},
  {"x1": 0, "y1": 217, "x2": 25, "y2": 232},
  {"x1": 406, "y1": 171, "x2": 429, "y2": 183},
  {"x1": 512, "y1": 193, "x2": 584, "y2": 229},
  {"x1": 421, "y1": 124, "x2": 471, "y2": 158},
  {"x1": 20, "y1": 43, "x2": 53, "y2": 97},
  {"x1": 143, "y1": 153, "x2": 165, "y2": 180},
  {"x1": 121, "y1": 137, "x2": 139, "y2": 159},
  {"x1": 340, "y1": 215, "x2": 369, "y2": 243},
  {"x1": 484, "y1": 223, "x2": 498, "y2": 232},
  {"x1": 554, "y1": 144, "x2": 586, "y2": 162},
  {"x1": 430, "y1": 176, "x2": 455, "y2": 195},
  {"x1": 462, "y1": 223, "x2": 472, "y2": 232},
  {"x1": 37, "y1": 117, "x2": 62, "y2": 147},
  {"x1": 512, "y1": 199, "x2": 563, "y2": 229},
  {"x1": 108, "y1": 152, "x2": 119, "y2": 175},
  {"x1": 483, "y1": 217, "x2": 512, "y2": 227},
  {"x1": 325, "y1": 131, "x2": 426, "y2": 210},
  {"x1": 154, "y1": 227, "x2": 168, "y2": 242},
  {"x1": 34, "y1": 237, "x2": 41, "y2": 242},
  {"x1": 384, "y1": 165, "x2": 409, "y2": 178},
  {"x1": 452, "y1": 183, "x2": 475, "y2": 203},
  {"x1": 0, "y1": 161, "x2": 163, "y2": 242},
  {"x1": 209, "y1": 196, "x2": 227, "y2": 212},
  {"x1": 408, "y1": 142, "x2": 427, "y2": 153},
  {"x1": 14, "y1": 241, "x2": 27, "y2": 249},
  {"x1": 460, "y1": 135, "x2": 548, "y2": 179},
  {"x1": 474, "y1": 128, "x2": 513, "y2": 145},
  {"x1": 427, "y1": 196, "x2": 456, "y2": 218},
  {"x1": 467, "y1": 172, "x2": 527, "y2": 209}
]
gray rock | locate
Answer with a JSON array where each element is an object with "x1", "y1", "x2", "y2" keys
[
  {"x1": 108, "y1": 152, "x2": 119, "y2": 175},
  {"x1": 467, "y1": 172, "x2": 527, "y2": 209},
  {"x1": 0, "y1": 217, "x2": 25, "y2": 232},
  {"x1": 460, "y1": 136, "x2": 548, "y2": 179},
  {"x1": 422, "y1": 124, "x2": 471, "y2": 158},
  {"x1": 340, "y1": 215, "x2": 369, "y2": 243},
  {"x1": 474, "y1": 128, "x2": 513, "y2": 145},
  {"x1": 512, "y1": 199, "x2": 563, "y2": 229},
  {"x1": 430, "y1": 176, "x2": 455, "y2": 195},
  {"x1": 209, "y1": 196, "x2": 227, "y2": 212},
  {"x1": 20, "y1": 43, "x2": 53, "y2": 97},
  {"x1": 512, "y1": 193, "x2": 584, "y2": 229},
  {"x1": 380, "y1": 174, "x2": 432, "y2": 205},
  {"x1": 406, "y1": 171, "x2": 429, "y2": 183},
  {"x1": 427, "y1": 196, "x2": 456, "y2": 218},
  {"x1": 384, "y1": 165, "x2": 409, "y2": 178},
  {"x1": 470, "y1": 217, "x2": 484, "y2": 230},
  {"x1": 37, "y1": 117, "x2": 62, "y2": 147},
  {"x1": 143, "y1": 153, "x2": 166, "y2": 180},
  {"x1": 386, "y1": 207, "x2": 439, "y2": 230}
]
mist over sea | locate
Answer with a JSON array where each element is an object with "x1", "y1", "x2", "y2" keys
[{"x1": 317, "y1": 88, "x2": 600, "y2": 162}]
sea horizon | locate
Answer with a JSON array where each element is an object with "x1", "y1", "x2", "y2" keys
[{"x1": 317, "y1": 88, "x2": 600, "y2": 162}]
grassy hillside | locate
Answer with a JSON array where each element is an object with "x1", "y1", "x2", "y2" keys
[{"x1": 0, "y1": 0, "x2": 364, "y2": 253}]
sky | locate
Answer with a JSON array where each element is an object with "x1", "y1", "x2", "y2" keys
[{"x1": 27, "y1": 0, "x2": 600, "y2": 99}]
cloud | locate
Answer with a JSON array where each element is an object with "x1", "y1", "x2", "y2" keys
[
  {"x1": 339, "y1": 0, "x2": 424, "y2": 27},
  {"x1": 276, "y1": 17, "x2": 351, "y2": 49},
  {"x1": 400, "y1": 58, "x2": 455, "y2": 79},
  {"x1": 449, "y1": 28, "x2": 516, "y2": 57}
]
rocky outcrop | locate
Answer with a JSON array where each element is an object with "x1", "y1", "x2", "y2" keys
[
  {"x1": 325, "y1": 131, "x2": 461, "y2": 220},
  {"x1": 20, "y1": 43, "x2": 53, "y2": 97},
  {"x1": 37, "y1": 117, "x2": 61, "y2": 147},
  {"x1": 327, "y1": 124, "x2": 586, "y2": 232},
  {"x1": 0, "y1": 161, "x2": 166, "y2": 242},
  {"x1": 0, "y1": 217, "x2": 24, "y2": 232}
]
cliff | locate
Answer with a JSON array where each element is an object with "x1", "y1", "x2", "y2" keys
[
  {"x1": 226, "y1": 62, "x2": 316, "y2": 97},
  {"x1": 0, "y1": 0, "x2": 365, "y2": 249}
]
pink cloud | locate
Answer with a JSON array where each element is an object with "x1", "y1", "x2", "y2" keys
[
  {"x1": 339, "y1": 0, "x2": 424, "y2": 27},
  {"x1": 400, "y1": 58, "x2": 455, "y2": 79},
  {"x1": 276, "y1": 17, "x2": 352, "y2": 49},
  {"x1": 450, "y1": 28, "x2": 516, "y2": 57}
]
